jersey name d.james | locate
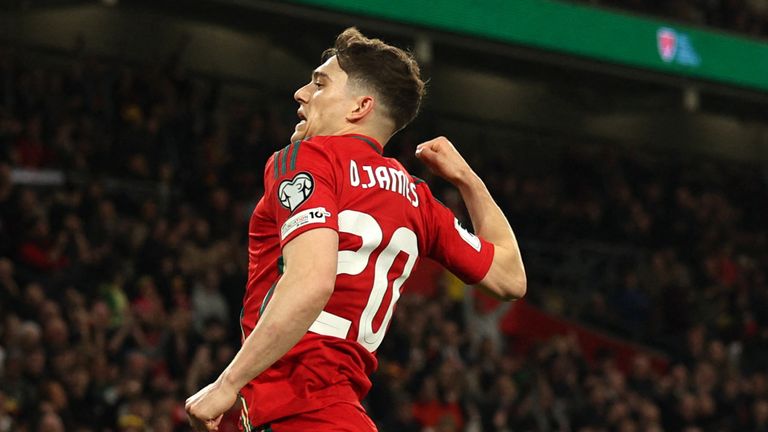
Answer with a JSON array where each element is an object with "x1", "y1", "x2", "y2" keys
[{"x1": 239, "y1": 134, "x2": 494, "y2": 428}]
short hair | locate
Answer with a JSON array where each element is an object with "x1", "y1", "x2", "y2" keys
[{"x1": 322, "y1": 27, "x2": 425, "y2": 134}]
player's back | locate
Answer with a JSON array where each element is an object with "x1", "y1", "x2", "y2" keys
[
  {"x1": 240, "y1": 134, "x2": 493, "y2": 427},
  {"x1": 319, "y1": 134, "x2": 426, "y2": 352}
]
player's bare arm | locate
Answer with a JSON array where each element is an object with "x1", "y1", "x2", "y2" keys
[
  {"x1": 185, "y1": 228, "x2": 339, "y2": 431},
  {"x1": 416, "y1": 136, "x2": 526, "y2": 300}
]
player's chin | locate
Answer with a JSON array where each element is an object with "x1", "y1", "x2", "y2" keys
[
  {"x1": 290, "y1": 129, "x2": 306, "y2": 143},
  {"x1": 291, "y1": 121, "x2": 308, "y2": 142}
]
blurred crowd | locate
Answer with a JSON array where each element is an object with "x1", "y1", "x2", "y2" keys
[
  {"x1": 371, "y1": 301, "x2": 768, "y2": 431},
  {"x1": 574, "y1": 0, "x2": 768, "y2": 38},
  {"x1": 0, "y1": 47, "x2": 767, "y2": 432}
]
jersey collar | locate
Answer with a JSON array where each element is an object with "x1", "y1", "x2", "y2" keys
[{"x1": 345, "y1": 134, "x2": 383, "y2": 155}]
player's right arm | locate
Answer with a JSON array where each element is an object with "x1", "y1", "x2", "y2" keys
[{"x1": 416, "y1": 136, "x2": 526, "y2": 301}]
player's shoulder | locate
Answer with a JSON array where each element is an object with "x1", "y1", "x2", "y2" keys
[
  {"x1": 301, "y1": 135, "x2": 343, "y2": 151},
  {"x1": 295, "y1": 136, "x2": 347, "y2": 164},
  {"x1": 411, "y1": 175, "x2": 433, "y2": 198},
  {"x1": 411, "y1": 175, "x2": 451, "y2": 212},
  {"x1": 273, "y1": 136, "x2": 334, "y2": 158},
  {"x1": 267, "y1": 137, "x2": 337, "y2": 180}
]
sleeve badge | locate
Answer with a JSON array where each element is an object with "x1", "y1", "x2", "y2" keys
[{"x1": 278, "y1": 172, "x2": 314, "y2": 212}]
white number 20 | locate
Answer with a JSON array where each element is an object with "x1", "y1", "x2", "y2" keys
[{"x1": 316, "y1": 210, "x2": 418, "y2": 352}]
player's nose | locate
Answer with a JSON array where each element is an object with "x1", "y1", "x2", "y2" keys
[{"x1": 294, "y1": 83, "x2": 310, "y2": 104}]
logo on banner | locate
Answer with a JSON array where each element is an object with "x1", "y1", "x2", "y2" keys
[
  {"x1": 657, "y1": 28, "x2": 677, "y2": 63},
  {"x1": 657, "y1": 27, "x2": 700, "y2": 67}
]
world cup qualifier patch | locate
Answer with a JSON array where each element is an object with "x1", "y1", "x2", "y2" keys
[{"x1": 278, "y1": 172, "x2": 314, "y2": 212}]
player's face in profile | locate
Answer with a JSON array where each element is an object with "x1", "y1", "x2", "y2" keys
[{"x1": 292, "y1": 55, "x2": 354, "y2": 142}]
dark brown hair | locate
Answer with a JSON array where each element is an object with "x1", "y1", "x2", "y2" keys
[{"x1": 322, "y1": 27, "x2": 425, "y2": 134}]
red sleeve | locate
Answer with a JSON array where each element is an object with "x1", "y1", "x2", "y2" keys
[
  {"x1": 421, "y1": 183, "x2": 494, "y2": 284},
  {"x1": 264, "y1": 139, "x2": 339, "y2": 248}
]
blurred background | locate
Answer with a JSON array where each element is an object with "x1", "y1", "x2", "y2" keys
[{"x1": 1, "y1": 0, "x2": 767, "y2": 431}]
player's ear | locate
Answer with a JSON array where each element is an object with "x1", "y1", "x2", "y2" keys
[{"x1": 347, "y1": 95, "x2": 375, "y2": 123}]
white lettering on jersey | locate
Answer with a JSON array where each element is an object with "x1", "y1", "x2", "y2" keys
[
  {"x1": 409, "y1": 183, "x2": 419, "y2": 207},
  {"x1": 349, "y1": 160, "x2": 419, "y2": 207},
  {"x1": 280, "y1": 207, "x2": 331, "y2": 240},
  {"x1": 350, "y1": 160, "x2": 360, "y2": 187},
  {"x1": 454, "y1": 218, "x2": 481, "y2": 252},
  {"x1": 362, "y1": 165, "x2": 376, "y2": 189},
  {"x1": 389, "y1": 168, "x2": 406, "y2": 194},
  {"x1": 374, "y1": 166, "x2": 390, "y2": 191}
]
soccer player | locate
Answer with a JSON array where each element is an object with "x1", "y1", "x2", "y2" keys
[{"x1": 185, "y1": 27, "x2": 526, "y2": 431}]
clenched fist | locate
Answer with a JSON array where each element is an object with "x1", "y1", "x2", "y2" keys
[
  {"x1": 415, "y1": 136, "x2": 475, "y2": 185},
  {"x1": 185, "y1": 379, "x2": 238, "y2": 431}
]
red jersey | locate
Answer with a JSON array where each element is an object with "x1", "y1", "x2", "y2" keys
[{"x1": 239, "y1": 134, "x2": 494, "y2": 428}]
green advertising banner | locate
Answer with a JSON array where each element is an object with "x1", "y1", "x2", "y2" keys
[{"x1": 287, "y1": 0, "x2": 768, "y2": 92}]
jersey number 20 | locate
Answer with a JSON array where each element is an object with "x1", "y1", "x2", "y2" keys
[{"x1": 335, "y1": 210, "x2": 418, "y2": 352}]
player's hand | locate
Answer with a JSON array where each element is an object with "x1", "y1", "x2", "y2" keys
[
  {"x1": 415, "y1": 136, "x2": 474, "y2": 185},
  {"x1": 185, "y1": 378, "x2": 238, "y2": 431}
]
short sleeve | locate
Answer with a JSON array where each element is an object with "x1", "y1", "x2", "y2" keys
[
  {"x1": 264, "y1": 140, "x2": 339, "y2": 248},
  {"x1": 422, "y1": 184, "x2": 494, "y2": 284}
]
